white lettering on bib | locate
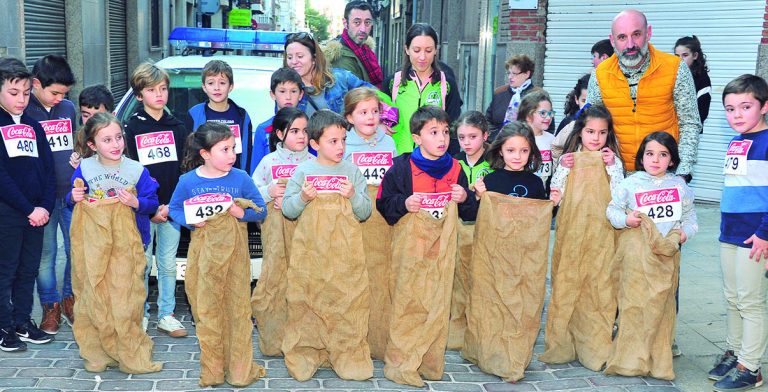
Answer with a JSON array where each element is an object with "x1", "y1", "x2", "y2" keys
[
  {"x1": 228, "y1": 124, "x2": 242, "y2": 154},
  {"x1": 40, "y1": 119, "x2": 73, "y2": 152},
  {"x1": 271, "y1": 164, "x2": 297, "y2": 184},
  {"x1": 305, "y1": 175, "x2": 347, "y2": 193},
  {"x1": 634, "y1": 187, "x2": 682, "y2": 224},
  {"x1": 2, "y1": 124, "x2": 38, "y2": 158},
  {"x1": 724, "y1": 140, "x2": 752, "y2": 176},
  {"x1": 416, "y1": 191, "x2": 452, "y2": 220},
  {"x1": 352, "y1": 151, "x2": 393, "y2": 186},
  {"x1": 135, "y1": 131, "x2": 177, "y2": 165},
  {"x1": 183, "y1": 193, "x2": 233, "y2": 225}
]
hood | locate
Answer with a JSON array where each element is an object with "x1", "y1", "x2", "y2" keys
[
  {"x1": 133, "y1": 108, "x2": 184, "y2": 127},
  {"x1": 323, "y1": 36, "x2": 376, "y2": 63}
]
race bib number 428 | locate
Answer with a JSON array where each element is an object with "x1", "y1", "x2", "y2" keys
[
  {"x1": 40, "y1": 119, "x2": 73, "y2": 152},
  {"x1": 1, "y1": 124, "x2": 38, "y2": 158},
  {"x1": 634, "y1": 188, "x2": 682, "y2": 224},
  {"x1": 183, "y1": 193, "x2": 233, "y2": 225},
  {"x1": 724, "y1": 140, "x2": 752, "y2": 176},
  {"x1": 135, "y1": 131, "x2": 177, "y2": 165}
]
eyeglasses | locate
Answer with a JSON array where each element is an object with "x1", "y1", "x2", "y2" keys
[
  {"x1": 508, "y1": 70, "x2": 523, "y2": 77},
  {"x1": 350, "y1": 19, "x2": 374, "y2": 27},
  {"x1": 536, "y1": 110, "x2": 556, "y2": 119},
  {"x1": 285, "y1": 32, "x2": 314, "y2": 44}
]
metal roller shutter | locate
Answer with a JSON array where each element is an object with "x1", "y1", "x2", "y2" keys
[
  {"x1": 109, "y1": 0, "x2": 129, "y2": 98},
  {"x1": 543, "y1": 0, "x2": 765, "y2": 201},
  {"x1": 24, "y1": 0, "x2": 67, "y2": 67}
]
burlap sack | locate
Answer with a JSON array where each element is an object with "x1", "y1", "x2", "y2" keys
[
  {"x1": 384, "y1": 202, "x2": 458, "y2": 387},
  {"x1": 604, "y1": 215, "x2": 681, "y2": 380},
  {"x1": 251, "y1": 201, "x2": 297, "y2": 356},
  {"x1": 185, "y1": 198, "x2": 266, "y2": 387},
  {"x1": 282, "y1": 193, "x2": 373, "y2": 381},
  {"x1": 70, "y1": 183, "x2": 161, "y2": 374},
  {"x1": 361, "y1": 185, "x2": 393, "y2": 360},
  {"x1": 447, "y1": 222, "x2": 474, "y2": 350},
  {"x1": 461, "y1": 193, "x2": 552, "y2": 382},
  {"x1": 539, "y1": 151, "x2": 618, "y2": 371}
]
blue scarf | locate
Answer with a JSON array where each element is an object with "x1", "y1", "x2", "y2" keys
[{"x1": 411, "y1": 147, "x2": 454, "y2": 179}]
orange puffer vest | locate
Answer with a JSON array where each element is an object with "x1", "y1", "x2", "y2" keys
[{"x1": 596, "y1": 44, "x2": 680, "y2": 170}]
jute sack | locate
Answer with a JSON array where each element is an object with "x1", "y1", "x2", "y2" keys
[
  {"x1": 539, "y1": 151, "x2": 618, "y2": 371},
  {"x1": 282, "y1": 193, "x2": 373, "y2": 381},
  {"x1": 461, "y1": 192, "x2": 552, "y2": 382},
  {"x1": 604, "y1": 215, "x2": 681, "y2": 380},
  {"x1": 251, "y1": 201, "x2": 297, "y2": 356},
  {"x1": 447, "y1": 221, "x2": 474, "y2": 350},
  {"x1": 383, "y1": 202, "x2": 458, "y2": 387},
  {"x1": 361, "y1": 185, "x2": 393, "y2": 360},
  {"x1": 185, "y1": 199, "x2": 266, "y2": 387},
  {"x1": 70, "y1": 183, "x2": 161, "y2": 374}
]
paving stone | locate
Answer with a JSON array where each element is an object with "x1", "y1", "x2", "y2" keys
[
  {"x1": 427, "y1": 382, "x2": 484, "y2": 392},
  {"x1": 151, "y1": 344, "x2": 169, "y2": 352},
  {"x1": 451, "y1": 372, "x2": 502, "y2": 382},
  {"x1": 17, "y1": 367, "x2": 75, "y2": 377},
  {"x1": 38, "y1": 378, "x2": 97, "y2": 390},
  {"x1": 0, "y1": 378, "x2": 38, "y2": 388},
  {"x1": 130, "y1": 369, "x2": 185, "y2": 379},
  {"x1": 151, "y1": 352, "x2": 193, "y2": 361},
  {"x1": 27, "y1": 342, "x2": 68, "y2": 350},
  {"x1": 268, "y1": 378, "x2": 322, "y2": 389},
  {"x1": 73, "y1": 369, "x2": 130, "y2": 380},
  {"x1": 98, "y1": 380, "x2": 155, "y2": 391},
  {"x1": 4, "y1": 389, "x2": 61, "y2": 392},
  {"x1": 483, "y1": 382, "x2": 537, "y2": 392},
  {"x1": 445, "y1": 355, "x2": 470, "y2": 364},
  {"x1": 535, "y1": 378, "x2": 592, "y2": 391},
  {"x1": 553, "y1": 367, "x2": 602, "y2": 379},
  {"x1": 322, "y1": 379, "x2": 376, "y2": 389},
  {"x1": 151, "y1": 337, "x2": 195, "y2": 345},
  {"x1": 642, "y1": 377, "x2": 674, "y2": 386},
  {"x1": 589, "y1": 376, "x2": 646, "y2": 387},
  {"x1": 376, "y1": 379, "x2": 429, "y2": 390},
  {"x1": 169, "y1": 344, "x2": 200, "y2": 352},
  {"x1": 520, "y1": 370, "x2": 555, "y2": 381},
  {"x1": 0, "y1": 350, "x2": 34, "y2": 358},
  {"x1": 311, "y1": 369, "x2": 340, "y2": 379},
  {"x1": 32, "y1": 349, "x2": 82, "y2": 358},
  {"x1": 266, "y1": 359, "x2": 287, "y2": 368},
  {"x1": 156, "y1": 379, "x2": 208, "y2": 390},
  {"x1": 53, "y1": 359, "x2": 85, "y2": 368},
  {"x1": 524, "y1": 360, "x2": 547, "y2": 371},
  {"x1": 0, "y1": 368, "x2": 17, "y2": 376},
  {"x1": 160, "y1": 360, "x2": 200, "y2": 369},
  {"x1": 626, "y1": 386, "x2": 679, "y2": 392},
  {"x1": 0, "y1": 358, "x2": 53, "y2": 367},
  {"x1": 444, "y1": 363, "x2": 471, "y2": 372}
]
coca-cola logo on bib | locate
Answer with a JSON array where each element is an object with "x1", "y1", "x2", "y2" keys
[
  {"x1": 352, "y1": 152, "x2": 393, "y2": 166},
  {"x1": 1, "y1": 124, "x2": 35, "y2": 140},
  {"x1": 228, "y1": 124, "x2": 241, "y2": 137},
  {"x1": 185, "y1": 193, "x2": 232, "y2": 205},
  {"x1": 541, "y1": 150, "x2": 552, "y2": 161},
  {"x1": 635, "y1": 188, "x2": 680, "y2": 207},
  {"x1": 271, "y1": 164, "x2": 297, "y2": 179},
  {"x1": 40, "y1": 119, "x2": 72, "y2": 135},
  {"x1": 419, "y1": 192, "x2": 452, "y2": 208},
  {"x1": 137, "y1": 131, "x2": 174, "y2": 149},
  {"x1": 306, "y1": 175, "x2": 346, "y2": 191},
  {"x1": 727, "y1": 140, "x2": 751, "y2": 155}
]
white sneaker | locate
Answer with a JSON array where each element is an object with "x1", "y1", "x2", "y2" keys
[
  {"x1": 157, "y1": 315, "x2": 187, "y2": 338},
  {"x1": 142, "y1": 317, "x2": 149, "y2": 332}
]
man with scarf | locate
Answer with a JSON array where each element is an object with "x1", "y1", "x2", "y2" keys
[{"x1": 323, "y1": 1, "x2": 384, "y2": 88}]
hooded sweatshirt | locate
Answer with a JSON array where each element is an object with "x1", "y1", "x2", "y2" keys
[
  {"x1": 251, "y1": 143, "x2": 315, "y2": 203},
  {"x1": 343, "y1": 126, "x2": 397, "y2": 159}
]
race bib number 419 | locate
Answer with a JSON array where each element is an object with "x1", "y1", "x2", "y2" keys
[
  {"x1": 183, "y1": 193, "x2": 233, "y2": 225},
  {"x1": 352, "y1": 151, "x2": 393, "y2": 185},
  {"x1": 724, "y1": 140, "x2": 752, "y2": 176},
  {"x1": 634, "y1": 188, "x2": 682, "y2": 224},
  {"x1": 1, "y1": 124, "x2": 38, "y2": 158},
  {"x1": 416, "y1": 191, "x2": 452, "y2": 220},
  {"x1": 40, "y1": 119, "x2": 72, "y2": 152},
  {"x1": 135, "y1": 131, "x2": 177, "y2": 165}
]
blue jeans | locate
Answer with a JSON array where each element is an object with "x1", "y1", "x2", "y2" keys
[
  {"x1": 36, "y1": 198, "x2": 72, "y2": 305},
  {"x1": 143, "y1": 221, "x2": 181, "y2": 319}
]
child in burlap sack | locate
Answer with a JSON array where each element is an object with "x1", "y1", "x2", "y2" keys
[
  {"x1": 605, "y1": 132, "x2": 697, "y2": 380},
  {"x1": 168, "y1": 122, "x2": 267, "y2": 387}
]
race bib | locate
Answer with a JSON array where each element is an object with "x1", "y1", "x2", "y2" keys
[
  {"x1": 1, "y1": 124, "x2": 38, "y2": 158},
  {"x1": 537, "y1": 150, "x2": 552, "y2": 177},
  {"x1": 416, "y1": 191, "x2": 452, "y2": 220},
  {"x1": 135, "y1": 131, "x2": 177, "y2": 165},
  {"x1": 40, "y1": 119, "x2": 73, "y2": 152},
  {"x1": 271, "y1": 164, "x2": 297, "y2": 184},
  {"x1": 352, "y1": 151, "x2": 393, "y2": 186},
  {"x1": 724, "y1": 140, "x2": 752, "y2": 176},
  {"x1": 183, "y1": 193, "x2": 233, "y2": 225},
  {"x1": 305, "y1": 175, "x2": 347, "y2": 193},
  {"x1": 228, "y1": 124, "x2": 242, "y2": 154},
  {"x1": 635, "y1": 188, "x2": 682, "y2": 224}
]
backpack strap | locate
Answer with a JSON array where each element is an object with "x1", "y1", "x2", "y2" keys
[
  {"x1": 440, "y1": 71, "x2": 447, "y2": 110},
  {"x1": 392, "y1": 71, "x2": 402, "y2": 104}
]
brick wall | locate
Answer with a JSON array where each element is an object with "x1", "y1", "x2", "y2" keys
[
  {"x1": 499, "y1": 0, "x2": 548, "y2": 43},
  {"x1": 762, "y1": 0, "x2": 768, "y2": 44}
]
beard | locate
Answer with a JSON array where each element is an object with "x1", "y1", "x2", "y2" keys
[{"x1": 617, "y1": 41, "x2": 649, "y2": 68}]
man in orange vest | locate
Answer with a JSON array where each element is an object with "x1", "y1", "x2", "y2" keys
[{"x1": 587, "y1": 9, "x2": 701, "y2": 181}]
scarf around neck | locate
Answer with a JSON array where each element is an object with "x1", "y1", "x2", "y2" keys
[
  {"x1": 503, "y1": 78, "x2": 532, "y2": 125},
  {"x1": 340, "y1": 29, "x2": 384, "y2": 88},
  {"x1": 411, "y1": 146, "x2": 454, "y2": 179}
]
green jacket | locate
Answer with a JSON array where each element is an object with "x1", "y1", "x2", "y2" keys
[
  {"x1": 323, "y1": 37, "x2": 373, "y2": 83},
  {"x1": 455, "y1": 149, "x2": 492, "y2": 186}
]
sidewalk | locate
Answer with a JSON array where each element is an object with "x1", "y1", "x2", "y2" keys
[{"x1": 0, "y1": 201, "x2": 750, "y2": 391}]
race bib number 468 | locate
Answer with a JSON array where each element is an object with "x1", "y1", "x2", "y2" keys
[
  {"x1": 183, "y1": 193, "x2": 233, "y2": 225},
  {"x1": 2, "y1": 124, "x2": 38, "y2": 158},
  {"x1": 135, "y1": 131, "x2": 177, "y2": 165},
  {"x1": 40, "y1": 119, "x2": 72, "y2": 152},
  {"x1": 634, "y1": 188, "x2": 682, "y2": 224},
  {"x1": 724, "y1": 140, "x2": 752, "y2": 176},
  {"x1": 352, "y1": 151, "x2": 393, "y2": 185},
  {"x1": 416, "y1": 191, "x2": 452, "y2": 220}
]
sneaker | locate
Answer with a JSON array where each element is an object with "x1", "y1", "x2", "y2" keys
[
  {"x1": 60, "y1": 296, "x2": 75, "y2": 326},
  {"x1": 157, "y1": 315, "x2": 187, "y2": 338},
  {"x1": 40, "y1": 303, "x2": 61, "y2": 334},
  {"x1": 709, "y1": 350, "x2": 738, "y2": 381},
  {"x1": 713, "y1": 363, "x2": 763, "y2": 391},
  {"x1": 0, "y1": 328, "x2": 26, "y2": 352},
  {"x1": 142, "y1": 316, "x2": 149, "y2": 332},
  {"x1": 15, "y1": 320, "x2": 53, "y2": 344},
  {"x1": 671, "y1": 339, "x2": 682, "y2": 357}
]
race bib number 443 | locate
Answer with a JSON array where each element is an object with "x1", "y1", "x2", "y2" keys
[
  {"x1": 352, "y1": 151, "x2": 393, "y2": 185},
  {"x1": 183, "y1": 193, "x2": 233, "y2": 225},
  {"x1": 40, "y1": 119, "x2": 72, "y2": 152},
  {"x1": 634, "y1": 188, "x2": 682, "y2": 224},
  {"x1": 136, "y1": 131, "x2": 177, "y2": 165},
  {"x1": 724, "y1": 140, "x2": 752, "y2": 176},
  {"x1": 416, "y1": 191, "x2": 452, "y2": 219},
  {"x1": 2, "y1": 124, "x2": 38, "y2": 158}
]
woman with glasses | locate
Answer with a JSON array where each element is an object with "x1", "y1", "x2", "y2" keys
[
  {"x1": 283, "y1": 32, "x2": 376, "y2": 117},
  {"x1": 382, "y1": 23, "x2": 463, "y2": 154},
  {"x1": 485, "y1": 54, "x2": 536, "y2": 138}
]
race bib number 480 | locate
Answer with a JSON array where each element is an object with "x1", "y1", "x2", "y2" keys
[
  {"x1": 352, "y1": 151, "x2": 393, "y2": 185},
  {"x1": 40, "y1": 119, "x2": 72, "y2": 152},
  {"x1": 416, "y1": 191, "x2": 452, "y2": 220},
  {"x1": 183, "y1": 193, "x2": 233, "y2": 225},
  {"x1": 2, "y1": 124, "x2": 38, "y2": 158},
  {"x1": 634, "y1": 188, "x2": 682, "y2": 224},
  {"x1": 135, "y1": 131, "x2": 177, "y2": 165},
  {"x1": 724, "y1": 140, "x2": 752, "y2": 176}
]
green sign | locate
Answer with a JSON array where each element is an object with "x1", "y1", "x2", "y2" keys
[{"x1": 229, "y1": 8, "x2": 251, "y2": 27}]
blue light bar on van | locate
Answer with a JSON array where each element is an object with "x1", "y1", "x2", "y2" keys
[{"x1": 168, "y1": 27, "x2": 293, "y2": 52}]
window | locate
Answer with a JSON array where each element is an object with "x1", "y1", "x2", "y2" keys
[{"x1": 151, "y1": 0, "x2": 161, "y2": 48}]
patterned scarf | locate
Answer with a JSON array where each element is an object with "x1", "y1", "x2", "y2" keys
[
  {"x1": 340, "y1": 29, "x2": 384, "y2": 88},
  {"x1": 503, "y1": 79, "x2": 532, "y2": 125}
]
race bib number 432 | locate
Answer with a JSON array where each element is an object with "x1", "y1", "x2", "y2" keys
[
  {"x1": 634, "y1": 188, "x2": 682, "y2": 224},
  {"x1": 724, "y1": 140, "x2": 752, "y2": 176},
  {"x1": 135, "y1": 131, "x2": 177, "y2": 165},
  {"x1": 183, "y1": 193, "x2": 233, "y2": 225},
  {"x1": 40, "y1": 119, "x2": 72, "y2": 152},
  {"x1": 1, "y1": 124, "x2": 38, "y2": 158},
  {"x1": 416, "y1": 191, "x2": 452, "y2": 219},
  {"x1": 352, "y1": 151, "x2": 393, "y2": 185}
]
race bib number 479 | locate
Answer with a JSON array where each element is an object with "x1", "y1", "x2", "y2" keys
[
  {"x1": 352, "y1": 151, "x2": 393, "y2": 185},
  {"x1": 135, "y1": 131, "x2": 177, "y2": 165},
  {"x1": 416, "y1": 191, "x2": 452, "y2": 220},
  {"x1": 40, "y1": 119, "x2": 72, "y2": 152},
  {"x1": 183, "y1": 193, "x2": 233, "y2": 225},
  {"x1": 2, "y1": 124, "x2": 38, "y2": 158},
  {"x1": 634, "y1": 188, "x2": 682, "y2": 224},
  {"x1": 724, "y1": 140, "x2": 752, "y2": 176}
]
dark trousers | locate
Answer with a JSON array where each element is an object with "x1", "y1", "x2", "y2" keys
[{"x1": 0, "y1": 202, "x2": 44, "y2": 330}]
